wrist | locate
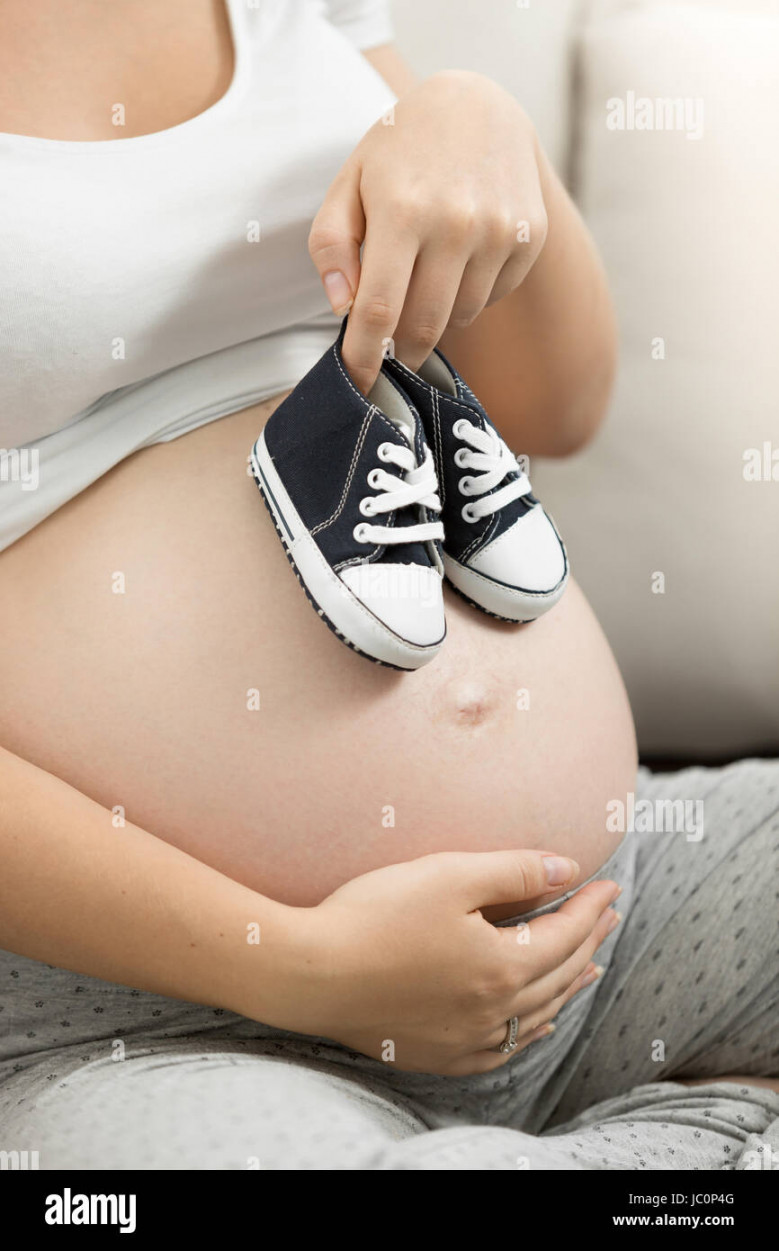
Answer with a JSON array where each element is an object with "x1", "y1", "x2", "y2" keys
[{"x1": 220, "y1": 894, "x2": 336, "y2": 1035}]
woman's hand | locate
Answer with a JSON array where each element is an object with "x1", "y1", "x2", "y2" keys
[
  {"x1": 308, "y1": 70, "x2": 547, "y2": 394},
  {"x1": 286, "y1": 849, "x2": 621, "y2": 1076}
]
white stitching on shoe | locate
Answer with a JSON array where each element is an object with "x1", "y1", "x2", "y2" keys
[
  {"x1": 460, "y1": 508, "x2": 498, "y2": 563},
  {"x1": 433, "y1": 386, "x2": 445, "y2": 508},
  {"x1": 331, "y1": 347, "x2": 410, "y2": 445},
  {"x1": 311, "y1": 405, "x2": 374, "y2": 536}
]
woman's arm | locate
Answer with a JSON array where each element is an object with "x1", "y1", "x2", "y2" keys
[
  {"x1": 0, "y1": 743, "x2": 619, "y2": 1075},
  {"x1": 311, "y1": 46, "x2": 616, "y2": 456},
  {"x1": 0, "y1": 744, "x2": 310, "y2": 1023}
]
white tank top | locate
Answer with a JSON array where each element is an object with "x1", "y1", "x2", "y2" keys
[{"x1": 0, "y1": 0, "x2": 396, "y2": 551}]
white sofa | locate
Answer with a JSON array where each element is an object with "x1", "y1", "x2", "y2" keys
[{"x1": 392, "y1": 0, "x2": 779, "y2": 759}]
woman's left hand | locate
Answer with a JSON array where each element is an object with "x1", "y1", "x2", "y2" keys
[{"x1": 308, "y1": 70, "x2": 548, "y2": 394}]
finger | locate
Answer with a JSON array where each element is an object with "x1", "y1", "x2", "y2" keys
[
  {"x1": 511, "y1": 967, "x2": 603, "y2": 1041},
  {"x1": 496, "y1": 878, "x2": 622, "y2": 982},
  {"x1": 443, "y1": 848, "x2": 581, "y2": 911},
  {"x1": 443, "y1": 1022, "x2": 556, "y2": 1077},
  {"x1": 486, "y1": 241, "x2": 543, "y2": 308},
  {"x1": 483, "y1": 1016, "x2": 555, "y2": 1054},
  {"x1": 511, "y1": 958, "x2": 608, "y2": 1042},
  {"x1": 513, "y1": 905, "x2": 620, "y2": 1010},
  {"x1": 481, "y1": 202, "x2": 548, "y2": 309},
  {"x1": 484, "y1": 960, "x2": 603, "y2": 1053},
  {"x1": 504, "y1": 898, "x2": 620, "y2": 1016},
  {"x1": 342, "y1": 223, "x2": 419, "y2": 393},
  {"x1": 308, "y1": 160, "x2": 365, "y2": 318},
  {"x1": 447, "y1": 249, "x2": 509, "y2": 331},
  {"x1": 391, "y1": 244, "x2": 468, "y2": 370},
  {"x1": 445, "y1": 950, "x2": 609, "y2": 1076}
]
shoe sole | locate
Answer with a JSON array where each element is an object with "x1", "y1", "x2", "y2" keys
[{"x1": 250, "y1": 431, "x2": 444, "y2": 671}]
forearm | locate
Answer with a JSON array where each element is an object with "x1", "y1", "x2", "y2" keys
[
  {"x1": 0, "y1": 744, "x2": 310, "y2": 1025},
  {"x1": 0, "y1": 751, "x2": 621, "y2": 1075},
  {"x1": 440, "y1": 132, "x2": 618, "y2": 457}
]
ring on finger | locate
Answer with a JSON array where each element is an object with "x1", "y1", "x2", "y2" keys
[{"x1": 495, "y1": 1015, "x2": 520, "y2": 1054}]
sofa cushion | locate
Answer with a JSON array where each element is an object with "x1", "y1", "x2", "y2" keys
[{"x1": 530, "y1": 1, "x2": 779, "y2": 757}]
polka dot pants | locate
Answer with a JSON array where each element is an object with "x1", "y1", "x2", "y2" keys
[{"x1": 1, "y1": 760, "x2": 777, "y2": 1169}]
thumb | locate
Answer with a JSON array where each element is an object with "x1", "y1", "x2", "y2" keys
[
  {"x1": 452, "y1": 849, "x2": 580, "y2": 911},
  {"x1": 308, "y1": 160, "x2": 364, "y2": 317}
]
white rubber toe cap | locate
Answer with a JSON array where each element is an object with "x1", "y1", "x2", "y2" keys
[
  {"x1": 469, "y1": 505, "x2": 566, "y2": 593},
  {"x1": 339, "y1": 563, "x2": 446, "y2": 648}
]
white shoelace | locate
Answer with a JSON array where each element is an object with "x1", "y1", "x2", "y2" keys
[
  {"x1": 354, "y1": 443, "x2": 444, "y2": 546},
  {"x1": 453, "y1": 418, "x2": 531, "y2": 523}
]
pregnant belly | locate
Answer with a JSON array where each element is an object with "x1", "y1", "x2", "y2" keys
[{"x1": 0, "y1": 398, "x2": 637, "y2": 917}]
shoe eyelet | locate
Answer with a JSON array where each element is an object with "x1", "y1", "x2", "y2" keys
[
  {"x1": 367, "y1": 469, "x2": 382, "y2": 489},
  {"x1": 461, "y1": 504, "x2": 478, "y2": 524},
  {"x1": 353, "y1": 523, "x2": 370, "y2": 543},
  {"x1": 458, "y1": 476, "x2": 475, "y2": 496},
  {"x1": 454, "y1": 448, "x2": 470, "y2": 468},
  {"x1": 453, "y1": 419, "x2": 470, "y2": 439},
  {"x1": 377, "y1": 443, "x2": 393, "y2": 461},
  {"x1": 359, "y1": 497, "x2": 377, "y2": 517}
]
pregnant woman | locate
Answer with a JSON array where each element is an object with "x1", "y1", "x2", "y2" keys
[{"x1": 1, "y1": 0, "x2": 776, "y2": 1171}]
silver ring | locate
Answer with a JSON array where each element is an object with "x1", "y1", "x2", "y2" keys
[{"x1": 498, "y1": 1016, "x2": 520, "y2": 1054}]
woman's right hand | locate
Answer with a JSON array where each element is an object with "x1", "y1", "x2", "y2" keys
[{"x1": 289, "y1": 850, "x2": 621, "y2": 1075}]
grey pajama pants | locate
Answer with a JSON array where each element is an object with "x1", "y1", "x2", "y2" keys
[{"x1": 1, "y1": 760, "x2": 777, "y2": 1170}]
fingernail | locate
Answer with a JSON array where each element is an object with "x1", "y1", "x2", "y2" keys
[
  {"x1": 612, "y1": 884, "x2": 623, "y2": 900},
  {"x1": 608, "y1": 910, "x2": 623, "y2": 933},
  {"x1": 532, "y1": 1023, "x2": 555, "y2": 1041},
  {"x1": 582, "y1": 964, "x2": 605, "y2": 987},
  {"x1": 543, "y1": 856, "x2": 577, "y2": 886},
  {"x1": 323, "y1": 270, "x2": 353, "y2": 315}
]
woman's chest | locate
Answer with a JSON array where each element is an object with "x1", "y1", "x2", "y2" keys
[
  {"x1": 0, "y1": 0, "x2": 232, "y2": 141},
  {"x1": 0, "y1": 1, "x2": 396, "y2": 447}
]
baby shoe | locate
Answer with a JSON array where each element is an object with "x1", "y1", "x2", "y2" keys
[
  {"x1": 382, "y1": 347, "x2": 568, "y2": 622},
  {"x1": 250, "y1": 326, "x2": 446, "y2": 669}
]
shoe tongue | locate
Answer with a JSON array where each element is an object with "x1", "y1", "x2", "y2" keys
[
  {"x1": 447, "y1": 361, "x2": 538, "y2": 517},
  {"x1": 382, "y1": 421, "x2": 431, "y2": 568},
  {"x1": 380, "y1": 398, "x2": 417, "y2": 450},
  {"x1": 386, "y1": 417, "x2": 415, "y2": 452},
  {"x1": 365, "y1": 373, "x2": 432, "y2": 568},
  {"x1": 367, "y1": 368, "x2": 418, "y2": 441},
  {"x1": 418, "y1": 352, "x2": 486, "y2": 424}
]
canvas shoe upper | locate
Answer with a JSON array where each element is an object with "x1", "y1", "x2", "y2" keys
[
  {"x1": 250, "y1": 325, "x2": 446, "y2": 669},
  {"x1": 382, "y1": 347, "x2": 568, "y2": 622}
]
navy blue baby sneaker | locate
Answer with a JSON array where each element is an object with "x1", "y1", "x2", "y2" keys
[
  {"x1": 382, "y1": 347, "x2": 568, "y2": 622},
  {"x1": 250, "y1": 327, "x2": 445, "y2": 670}
]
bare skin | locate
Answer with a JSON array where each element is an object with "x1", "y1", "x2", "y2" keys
[
  {"x1": 0, "y1": 399, "x2": 636, "y2": 910},
  {"x1": 0, "y1": 1, "x2": 767, "y2": 1086},
  {"x1": 0, "y1": 738, "x2": 625, "y2": 1075}
]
